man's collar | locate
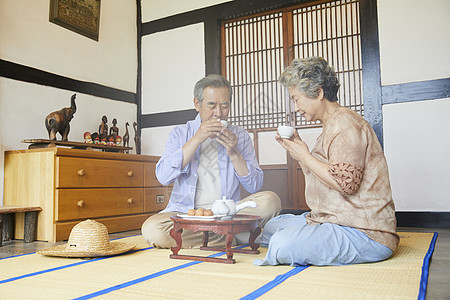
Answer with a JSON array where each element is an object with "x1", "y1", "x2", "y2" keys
[{"x1": 193, "y1": 113, "x2": 202, "y2": 132}]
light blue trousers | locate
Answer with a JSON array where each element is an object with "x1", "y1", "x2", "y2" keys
[{"x1": 253, "y1": 213, "x2": 393, "y2": 266}]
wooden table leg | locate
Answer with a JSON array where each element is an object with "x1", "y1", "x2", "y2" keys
[
  {"x1": 248, "y1": 227, "x2": 262, "y2": 251},
  {"x1": 202, "y1": 231, "x2": 209, "y2": 247},
  {"x1": 225, "y1": 232, "x2": 234, "y2": 261},
  {"x1": 169, "y1": 225, "x2": 183, "y2": 256}
]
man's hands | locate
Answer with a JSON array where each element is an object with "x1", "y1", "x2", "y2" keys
[
  {"x1": 194, "y1": 118, "x2": 239, "y2": 156},
  {"x1": 194, "y1": 118, "x2": 224, "y2": 143},
  {"x1": 216, "y1": 127, "x2": 238, "y2": 156},
  {"x1": 216, "y1": 121, "x2": 249, "y2": 177},
  {"x1": 182, "y1": 118, "x2": 228, "y2": 170},
  {"x1": 183, "y1": 118, "x2": 249, "y2": 176}
]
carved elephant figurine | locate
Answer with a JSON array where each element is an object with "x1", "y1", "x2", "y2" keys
[{"x1": 45, "y1": 94, "x2": 77, "y2": 141}]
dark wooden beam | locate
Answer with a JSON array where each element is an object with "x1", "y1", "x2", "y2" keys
[
  {"x1": 279, "y1": 209, "x2": 450, "y2": 229},
  {"x1": 141, "y1": 109, "x2": 198, "y2": 128},
  {"x1": 359, "y1": 0, "x2": 383, "y2": 146},
  {"x1": 141, "y1": 0, "x2": 307, "y2": 36},
  {"x1": 382, "y1": 78, "x2": 450, "y2": 104},
  {"x1": 0, "y1": 59, "x2": 136, "y2": 104},
  {"x1": 136, "y1": 0, "x2": 143, "y2": 153},
  {"x1": 396, "y1": 212, "x2": 450, "y2": 229},
  {"x1": 204, "y1": 17, "x2": 221, "y2": 75}
]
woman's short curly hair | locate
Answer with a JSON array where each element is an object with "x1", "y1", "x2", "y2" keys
[{"x1": 279, "y1": 57, "x2": 340, "y2": 102}]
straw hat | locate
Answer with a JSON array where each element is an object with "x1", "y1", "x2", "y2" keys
[{"x1": 37, "y1": 219, "x2": 135, "y2": 258}]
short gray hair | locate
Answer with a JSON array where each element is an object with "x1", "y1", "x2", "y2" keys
[
  {"x1": 193, "y1": 74, "x2": 232, "y2": 104},
  {"x1": 279, "y1": 57, "x2": 340, "y2": 102}
]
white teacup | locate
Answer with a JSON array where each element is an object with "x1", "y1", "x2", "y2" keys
[
  {"x1": 278, "y1": 125, "x2": 295, "y2": 139},
  {"x1": 220, "y1": 120, "x2": 228, "y2": 128}
]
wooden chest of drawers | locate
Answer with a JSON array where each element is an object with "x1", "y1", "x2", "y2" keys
[{"x1": 3, "y1": 148, "x2": 171, "y2": 242}]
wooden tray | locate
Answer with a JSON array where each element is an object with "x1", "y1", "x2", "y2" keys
[{"x1": 22, "y1": 139, "x2": 133, "y2": 152}]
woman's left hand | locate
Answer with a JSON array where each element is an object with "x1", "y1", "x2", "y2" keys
[{"x1": 275, "y1": 129, "x2": 310, "y2": 163}]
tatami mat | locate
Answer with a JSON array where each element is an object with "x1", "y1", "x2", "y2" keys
[{"x1": 0, "y1": 232, "x2": 436, "y2": 299}]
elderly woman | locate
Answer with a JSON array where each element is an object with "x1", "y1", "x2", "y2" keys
[{"x1": 254, "y1": 57, "x2": 399, "y2": 266}]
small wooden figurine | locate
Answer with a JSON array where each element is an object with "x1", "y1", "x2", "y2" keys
[
  {"x1": 123, "y1": 122, "x2": 130, "y2": 149},
  {"x1": 99, "y1": 116, "x2": 108, "y2": 136},
  {"x1": 133, "y1": 122, "x2": 141, "y2": 154},
  {"x1": 110, "y1": 118, "x2": 119, "y2": 137},
  {"x1": 45, "y1": 93, "x2": 77, "y2": 141}
]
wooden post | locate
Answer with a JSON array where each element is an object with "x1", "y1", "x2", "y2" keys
[
  {"x1": 24, "y1": 211, "x2": 39, "y2": 243},
  {"x1": 1, "y1": 213, "x2": 15, "y2": 241},
  {"x1": 0, "y1": 218, "x2": 3, "y2": 246}
]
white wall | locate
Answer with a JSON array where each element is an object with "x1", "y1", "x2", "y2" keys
[
  {"x1": 377, "y1": 0, "x2": 450, "y2": 85},
  {"x1": 0, "y1": 0, "x2": 137, "y2": 93},
  {"x1": 141, "y1": 126, "x2": 176, "y2": 156},
  {"x1": 141, "y1": 23, "x2": 205, "y2": 115},
  {"x1": 141, "y1": 0, "x2": 233, "y2": 22},
  {"x1": 0, "y1": 0, "x2": 138, "y2": 204},
  {"x1": 383, "y1": 98, "x2": 450, "y2": 211},
  {"x1": 140, "y1": 21, "x2": 206, "y2": 157},
  {"x1": 0, "y1": 78, "x2": 137, "y2": 150},
  {"x1": 378, "y1": 0, "x2": 450, "y2": 211}
]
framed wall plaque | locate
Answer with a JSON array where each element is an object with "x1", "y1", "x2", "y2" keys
[{"x1": 49, "y1": 0, "x2": 101, "y2": 41}]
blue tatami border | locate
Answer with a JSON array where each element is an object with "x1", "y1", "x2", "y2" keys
[{"x1": 417, "y1": 232, "x2": 438, "y2": 300}]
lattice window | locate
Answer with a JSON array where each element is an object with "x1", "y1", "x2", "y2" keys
[
  {"x1": 222, "y1": 13, "x2": 286, "y2": 130},
  {"x1": 221, "y1": 0, "x2": 362, "y2": 130},
  {"x1": 292, "y1": 0, "x2": 362, "y2": 127}
]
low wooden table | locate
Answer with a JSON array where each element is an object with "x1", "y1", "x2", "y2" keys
[{"x1": 169, "y1": 214, "x2": 262, "y2": 264}]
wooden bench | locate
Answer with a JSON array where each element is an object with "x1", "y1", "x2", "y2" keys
[{"x1": 0, "y1": 206, "x2": 42, "y2": 246}]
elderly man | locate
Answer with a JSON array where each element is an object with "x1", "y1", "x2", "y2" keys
[{"x1": 141, "y1": 74, "x2": 281, "y2": 248}]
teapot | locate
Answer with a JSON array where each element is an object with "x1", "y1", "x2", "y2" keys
[{"x1": 211, "y1": 196, "x2": 257, "y2": 219}]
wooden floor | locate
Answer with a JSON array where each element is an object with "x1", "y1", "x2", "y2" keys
[{"x1": 1, "y1": 227, "x2": 449, "y2": 299}]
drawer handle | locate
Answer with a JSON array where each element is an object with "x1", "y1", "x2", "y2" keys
[
  {"x1": 78, "y1": 169, "x2": 86, "y2": 176},
  {"x1": 127, "y1": 171, "x2": 134, "y2": 177},
  {"x1": 77, "y1": 200, "x2": 85, "y2": 208},
  {"x1": 127, "y1": 198, "x2": 134, "y2": 204}
]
